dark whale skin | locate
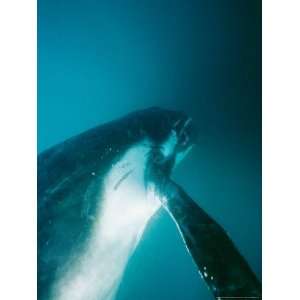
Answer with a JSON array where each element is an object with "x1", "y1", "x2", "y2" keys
[{"x1": 149, "y1": 167, "x2": 262, "y2": 299}]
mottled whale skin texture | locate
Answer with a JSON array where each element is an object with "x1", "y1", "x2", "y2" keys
[{"x1": 38, "y1": 107, "x2": 196, "y2": 300}]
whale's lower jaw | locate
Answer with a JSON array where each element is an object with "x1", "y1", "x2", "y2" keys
[{"x1": 51, "y1": 141, "x2": 161, "y2": 300}]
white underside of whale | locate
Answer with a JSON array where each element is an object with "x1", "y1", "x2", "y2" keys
[{"x1": 52, "y1": 140, "x2": 162, "y2": 300}]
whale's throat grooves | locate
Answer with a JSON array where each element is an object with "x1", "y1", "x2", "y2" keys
[{"x1": 53, "y1": 142, "x2": 161, "y2": 300}]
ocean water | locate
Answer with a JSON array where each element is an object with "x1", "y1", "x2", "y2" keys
[{"x1": 38, "y1": 0, "x2": 261, "y2": 299}]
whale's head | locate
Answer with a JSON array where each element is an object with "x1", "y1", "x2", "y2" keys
[{"x1": 127, "y1": 107, "x2": 198, "y2": 169}]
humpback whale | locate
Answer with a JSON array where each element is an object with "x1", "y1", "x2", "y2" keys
[
  {"x1": 38, "y1": 107, "x2": 197, "y2": 300},
  {"x1": 38, "y1": 107, "x2": 261, "y2": 300}
]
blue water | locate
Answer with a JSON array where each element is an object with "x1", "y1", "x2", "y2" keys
[{"x1": 38, "y1": 0, "x2": 261, "y2": 299}]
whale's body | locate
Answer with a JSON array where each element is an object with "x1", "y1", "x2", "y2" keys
[
  {"x1": 38, "y1": 108, "x2": 193, "y2": 300},
  {"x1": 38, "y1": 107, "x2": 261, "y2": 300}
]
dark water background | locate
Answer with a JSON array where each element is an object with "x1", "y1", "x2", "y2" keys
[{"x1": 38, "y1": 0, "x2": 261, "y2": 299}]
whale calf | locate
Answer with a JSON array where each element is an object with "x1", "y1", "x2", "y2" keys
[{"x1": 38, "y1": 107, "x2": 197, "y2": 300}]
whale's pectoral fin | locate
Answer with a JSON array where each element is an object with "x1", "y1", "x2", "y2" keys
[{"x1": 149, "y1": 167, "x2": 261, "y2": 300}]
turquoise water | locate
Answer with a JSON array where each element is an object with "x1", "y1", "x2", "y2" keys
[{"x1": 38, "y1": 0, "x2": 261, "y2": 299}]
